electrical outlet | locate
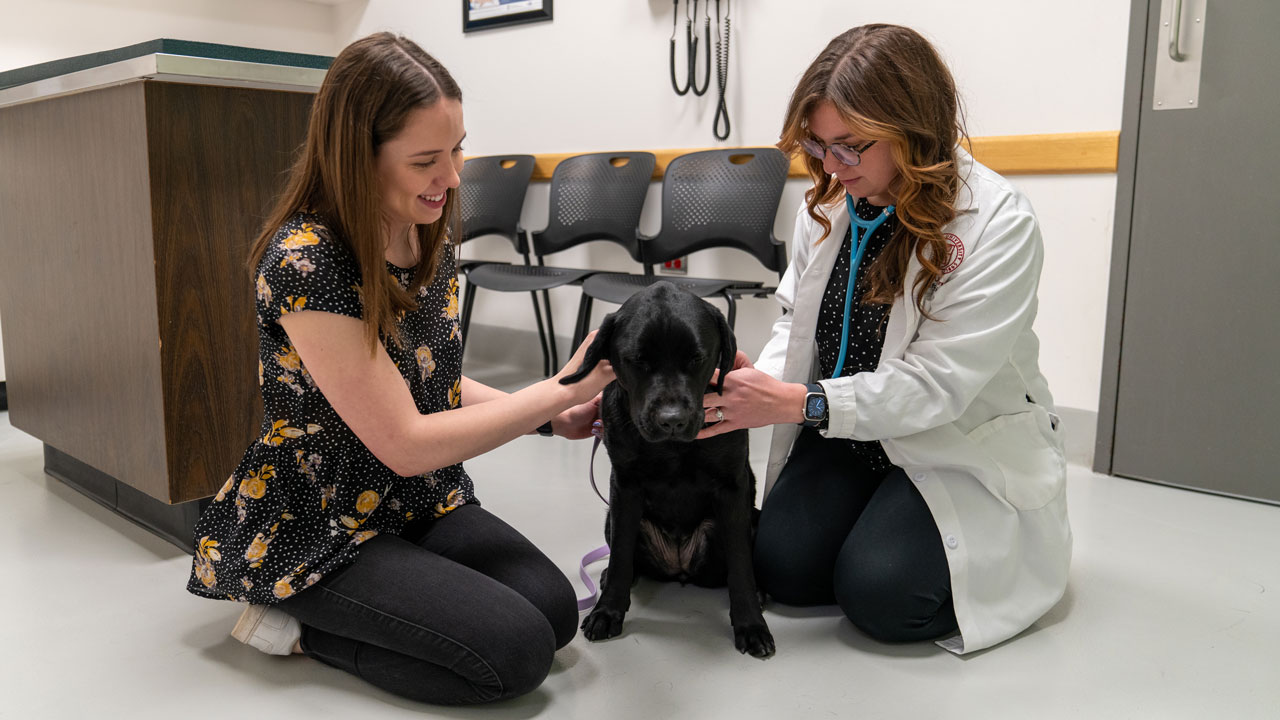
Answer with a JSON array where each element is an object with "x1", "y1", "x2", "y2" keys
[{"x1": 661, "y1": 256, "x2": 688, "y2": 275}]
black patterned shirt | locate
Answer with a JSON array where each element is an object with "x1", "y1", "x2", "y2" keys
[
  {"x1": 815, "y1": 198, "x2": 897, "y2": 474},
  {"x1": 187, "y1": 212, "x2": 475, "y2": 604}
]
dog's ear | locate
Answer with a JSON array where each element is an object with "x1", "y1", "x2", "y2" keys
[
  {"x1": 559, "y1": 312, "x2": 616, "y2": 385},
  {"x1": 713, "y1": 308, "x2": 736, "y2": 395}
]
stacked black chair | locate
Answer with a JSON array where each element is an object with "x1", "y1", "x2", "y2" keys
[
  {"x1": 462, "y1": 151, "x2": 657, "y2": 376},
  {"x1": 571, "y1": 148, "x2": 789, "y2": 347},
  {"x1": 455, "y1": 155, "x2": 545, "y2": 366}
]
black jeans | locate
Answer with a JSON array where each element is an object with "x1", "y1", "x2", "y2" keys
[
  {"x1": 277, "y1": 504, "x2": 577, "y2": 705},
  {"x1": 754, "y1": 428, "x2": 959, "y2": 643}
]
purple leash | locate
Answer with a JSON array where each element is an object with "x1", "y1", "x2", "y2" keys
[{"x1": 576, "y1": 420, "x2": 611, "y2": 611}]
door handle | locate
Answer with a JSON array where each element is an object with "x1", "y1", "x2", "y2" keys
[
  {"x1": 1169, "y1": 0, "x2": 1186, "y2": 61},
  {"x1": 1154, "y1": 0, "x2": 1205, "y2": 110}
]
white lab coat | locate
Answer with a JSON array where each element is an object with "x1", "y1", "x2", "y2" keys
[{"x1": 757, "y1": 150, "x2": 1071, "y2": 654}]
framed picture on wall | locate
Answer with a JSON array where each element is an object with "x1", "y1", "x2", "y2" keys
[{"x1": 463, "y1": 0, "x2": 553, "y2": 33}]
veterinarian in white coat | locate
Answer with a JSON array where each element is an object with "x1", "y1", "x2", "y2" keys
[{"x1": 701, "y1": 25, "x2": 1070, "y2": 654}]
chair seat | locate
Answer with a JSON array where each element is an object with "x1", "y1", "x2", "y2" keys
[
  {"x1": 581, "y1": 272, "x2": 764, "y2": 306},
  {"x1": 466, "y1": 264, "x2": 598, "y2": 293},
  {"x1": 457, "y1": 259, "x2": 510, "y2": 275}
]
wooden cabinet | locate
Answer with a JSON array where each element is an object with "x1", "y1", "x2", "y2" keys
[{"x1": 0, "y1": 44, "x2": 324, "y2": 546}]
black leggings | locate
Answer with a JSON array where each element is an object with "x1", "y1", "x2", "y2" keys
[
  {"x1": 754, "y1": 428, "x2": 959, "y2": 643},
  {"x1": 277, "y1": 504, "x2": 577, "y2": 705}
]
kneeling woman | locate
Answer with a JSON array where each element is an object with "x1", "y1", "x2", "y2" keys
[
  {"x1": 699, "y1": 25, "x2": 1071, "y2": 654},
  {"x1": 186, "y1": 33, "x2": 613, "y2": 704}
]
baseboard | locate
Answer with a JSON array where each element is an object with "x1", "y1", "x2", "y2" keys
[
  {"x1": 43, "y1": 444, "x2": 207, "y2": 553},
  {"x1": 1057, "y1": 406, "x2": 1097, "y2": 467}
]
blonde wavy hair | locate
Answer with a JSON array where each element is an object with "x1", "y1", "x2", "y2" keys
[
  {"x1": 779, "y1": 24, "x2": 968, "y2": 315},
  {"x1": 248, "y1": 32, "x2": 462, "y2": 353}
]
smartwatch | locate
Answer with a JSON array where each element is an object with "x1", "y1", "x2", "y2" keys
[
  {"x1": 800, "y1": 383, "x2": 828, "y2": 428},
  {"x1": 536, "y1": 420, "x2": 555, "y2": 437}
]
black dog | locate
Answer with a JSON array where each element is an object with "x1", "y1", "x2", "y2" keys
[{"x1": 561, "y1": 281, "x2": 774, "y2": 658}]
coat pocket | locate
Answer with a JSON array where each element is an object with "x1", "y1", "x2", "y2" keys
[{"x1": 965, "y1": 411, "x2": 1066, "y2": 511}]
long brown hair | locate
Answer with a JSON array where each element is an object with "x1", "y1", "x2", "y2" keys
[
  {"x1": 249, "y1": 32, "x2": 463, "y2": 352},
  {"x1": 778, "y1": 24, "x2": 967, "y2": 315}
]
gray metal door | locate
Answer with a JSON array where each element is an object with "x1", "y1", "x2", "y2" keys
[{"x1": 1097, "y1": 0, "x2": 1280, "y2": 503}]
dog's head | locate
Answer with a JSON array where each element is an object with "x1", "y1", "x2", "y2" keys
[{"x1": 561, "y1": 281, "x2": 736, "y2": 443}]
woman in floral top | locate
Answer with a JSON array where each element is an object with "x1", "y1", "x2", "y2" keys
[{"x1": 186, "y1": 32, "x2": 613, "y2": 706}]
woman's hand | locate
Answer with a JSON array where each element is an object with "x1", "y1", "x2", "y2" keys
[
  {"x1": 553, "y1": 393, "x2": 603, "y2": 439},
  {"x1": 552, "y1": 329, "x2": 615, "y2": 406},
  {"x1": 697, "y1": 363, "x2": 807, "y2": 439},
  {"x1": 724, "y1": 350, "x2": 755, "y2": 374},
  {"x1": 705, "y1": 350, "x2": 754, "y2": 389}
]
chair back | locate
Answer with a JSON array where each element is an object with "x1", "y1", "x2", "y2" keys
[
  {"x1": 643, "y1": 148, "x2": 789, "y2": 278},
  {"x1": 458, "y1": 154, "x2": 536, "y2": 254},
  {"x1": 531, "y1": 151, "x2": 657, "y2": 258}
]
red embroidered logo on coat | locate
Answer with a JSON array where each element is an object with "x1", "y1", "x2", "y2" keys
[{"x1": 942, "y1": 234, "x2": 965, "y2": 274}]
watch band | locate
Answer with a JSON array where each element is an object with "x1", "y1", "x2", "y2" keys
[{"x1": 536, "y1": 420, "x2": 554, "y2": 437}]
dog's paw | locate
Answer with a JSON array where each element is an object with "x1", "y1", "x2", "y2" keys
[
  {"x1": 734, "y1": 622, "x2": 775, "y2": 659},
  {"x1": 581, "y1": 606, "x2": 627, "y2": 641}
]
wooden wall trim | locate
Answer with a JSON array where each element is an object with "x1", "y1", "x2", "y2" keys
[
  {"x1": 962, "y1": 131, "x2": 1120, "y2": 175},
  {"x1": 526, "y1": 130, "x2": 1119, "y2": 181}
]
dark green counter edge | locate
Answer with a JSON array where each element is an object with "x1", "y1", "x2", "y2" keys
[{"x1": 0, "y1": 39, "x2": 333, "y2": 91}]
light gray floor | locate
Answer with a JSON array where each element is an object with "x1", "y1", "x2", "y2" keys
[{"x1": 2, "y1": 369, "x2": 1278, "y2": 718}]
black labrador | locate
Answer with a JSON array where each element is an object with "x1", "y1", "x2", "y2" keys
[{"x1": 561, "y1": 281, "x2": 774, "y2": 658}]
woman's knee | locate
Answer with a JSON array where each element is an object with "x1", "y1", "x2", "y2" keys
[
  {"x1": 423, "y1": 589, "x2": 560, "y2": 703},
  {"x1": 489, "y1": 627, "x2": 557, "y2": 702},
  {"x1": 494, "y1": 548, "x2": 578, "y2": 650},
  {"x1": 462, "y1": 611, "x2": 558, "y2": 703},
  {"x1": 833, "y1": 549, "x2": 957, "y2": 643},
  {"x1": 834, "y1": 578, "x2": 916, "y2": 642},
  {"x1": 541, "y1": 572, "x2": 580, "y2": 650}
]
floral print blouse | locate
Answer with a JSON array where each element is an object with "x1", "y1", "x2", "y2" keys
[{"x1": 187, "y1": 212, "x2": 475, "y2": 605}]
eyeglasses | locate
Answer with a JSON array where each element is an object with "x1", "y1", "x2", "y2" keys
[{"x1": 800, "y1": 137, "x2": 877, "y2": 167}]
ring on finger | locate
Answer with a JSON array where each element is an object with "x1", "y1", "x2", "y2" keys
[{"x1": 714, "y1": 408, "x2": 725, "y2": 423}]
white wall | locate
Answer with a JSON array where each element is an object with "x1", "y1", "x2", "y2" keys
[
  {"x1": 335, "y1": 0, "x2": 1128, "y2": 412},
  {"x1": 0, "y1": 0, "x2": 336, "y2": 69},
  {"x1": 0, "y1": 0, "x2": 1131, "y2": 412}
]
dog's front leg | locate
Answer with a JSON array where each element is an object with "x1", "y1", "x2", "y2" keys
[
  {"x1": 716, "y1": 480, "x2": 775, "y2": 658},
  {"x1": 581, "y1": 478, "x2": 646, "y2": 641}
]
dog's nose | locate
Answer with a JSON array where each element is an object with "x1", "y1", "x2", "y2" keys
[{"x1": 654, "y1": 407, "x2": 689, "y2": 436}]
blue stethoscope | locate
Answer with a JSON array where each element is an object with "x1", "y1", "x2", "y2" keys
[{"x1": 831, "y1": 194, "x2": 895, "y2": 378}]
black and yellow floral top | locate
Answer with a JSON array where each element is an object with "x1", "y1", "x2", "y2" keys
[{"x1": 187, "y1": 212, "x2": 475, "y2": 605}]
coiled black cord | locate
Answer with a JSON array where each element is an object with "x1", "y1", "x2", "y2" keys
[{"x1": 712, "y1": 0, "x2": 731, "y2": 140}]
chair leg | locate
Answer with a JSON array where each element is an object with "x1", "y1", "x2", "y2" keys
[
  {"x1": 541, "y1": 289, "x2": 559, "y2": 373},
  {"x1": 572, "y1": 293, "x2": 593, "y2": 350},
  {"x1": 460, "y1": 280, "x2": 478, "y2": 357},
  {"x1": 529, "y1": 291, "x2": 552, "y2": 378},
  {"x1": 723, "y1": 291, "x2": 738, "y2": 330}
]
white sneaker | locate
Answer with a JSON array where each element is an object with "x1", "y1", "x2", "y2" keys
[{"x1": 231, "y1": 604, "x2": 301, "y2": 656}]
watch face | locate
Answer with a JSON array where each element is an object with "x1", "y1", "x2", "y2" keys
[{"x1": 805, "y1": 394, "x2": 827, "y2": 420}]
